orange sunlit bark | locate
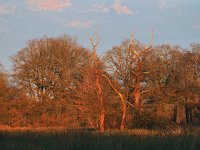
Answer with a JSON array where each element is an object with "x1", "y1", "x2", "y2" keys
[
  {"x1": 102, "y1": 74, "x2": 126, "y2": 130},
  {"x1": 129, "y1": 33, "x2": 152, "y2": 115},
  {"x1": 90, "y1": 33, "x2": 105, "y2": 133}
]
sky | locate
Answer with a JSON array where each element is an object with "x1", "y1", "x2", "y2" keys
[{"x1": 0, "y1": 0, "x2": 200, "y2": 70}]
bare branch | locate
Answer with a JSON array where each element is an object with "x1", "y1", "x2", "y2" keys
[
  {"x1": 139, "y1": 46, "x2": 152, "y2": 56},
  {"x1": 124, "y1": 100, "x2": 134, "y2": 108},
  {"x1": 102, "y1": 73, "x2": 126, "y2": 130},
  {"x1": 89, "y1": 31, "x2": 100, "y2": 50},
  {"x1": 150, "y1": 29, "x2": 154, "y2": 47},
  {"x1": 143, "y1": 72, "x2": 150, "y2": 74},
  {"x1": 141, "y1": 89, "x2": 151, "y2": 95},
  {"x1": 131, "y1": 32, "x2": 135, "y2": 49},
  {"x1": 102, "y1": 74, "x2": 123, "y2": 98}
]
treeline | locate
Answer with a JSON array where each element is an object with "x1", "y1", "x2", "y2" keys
[{"x1": 0, "y1": 34, "x2": 200, "y2": 132}]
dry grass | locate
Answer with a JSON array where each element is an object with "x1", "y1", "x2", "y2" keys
[
  {"x1": 0, "y1": 126, "x2": 68, "y2": 133},
  {"x1": 0, "y1": 125, "x2": 200, "y2": 136}
]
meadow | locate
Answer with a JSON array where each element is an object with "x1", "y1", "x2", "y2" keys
[{"x1": 0, "y1": 128, "x2": 199, "y2": 150}]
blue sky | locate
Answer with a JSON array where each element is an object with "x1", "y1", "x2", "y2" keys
[{"x1": 0, "y1": 0, "x2": 200, "y2": 70}]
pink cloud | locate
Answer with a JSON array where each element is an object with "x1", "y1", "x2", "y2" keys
[
  {"x1": 112, "y1": 0, "x2": 133, "y2": 15},
  {"x1": 0, "y1": 4, "x2": 16, "y2": 15},
  {"x1": 66, "y1": 20, "x2": 94, "y2": 29},
  {"x1": 92, "y1": 3, "x2": 110, "y2": 13},
  {"x1": 28, "y1": 0, "x2": 72, "y2": 11}
]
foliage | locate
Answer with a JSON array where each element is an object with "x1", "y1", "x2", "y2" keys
[{"x1": 0, "y1": 35, "x2": 200, "y2": 131}]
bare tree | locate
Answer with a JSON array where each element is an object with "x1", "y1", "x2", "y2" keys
[
  {"x1": 12, "y1": 35, "x2": 92, "y2": 101},
  {"x1": 104, "y1": 33, "x2": 153, "y2": 128},
  {"x1": 89, "y1": 32, "x2": 105, "y2": 133},
  {"x1": 128, "y1": 33, "x2": 152, "y2": 115},
  {"x1": 102, "y1": 73, "x2": 126, "y2": 130}
]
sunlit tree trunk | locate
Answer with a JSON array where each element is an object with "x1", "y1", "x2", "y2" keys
[
  {"x1": 90, "y1": 32, "x2": 105, "y2": 133},
  {"x1": 129, "y1": 33, "x2": 152, "y2": 117},
  {"x1": 133, "y1": 61, "x2": 142, "y2": 115},
  {"x1": 103, "y1": 74, "x2": 126, "y2": 130},
  {"x1": 95, "y1": 76, "x2": 105, "y2": 133}
]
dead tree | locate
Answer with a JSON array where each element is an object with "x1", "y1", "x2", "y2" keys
[
  {"x1": 89, "y1": 32, "x2": 105, "y2": 133},
  {"x1": 102, "y1": 74, "x2": 126, "y2": 130},
  {"x1": 128, "y1": 33, "x2": 152, "y2": 116}
]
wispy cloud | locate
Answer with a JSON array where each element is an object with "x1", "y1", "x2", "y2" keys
[
  {"x1": 89, "y1": 3, "x2": 110, "y2": 13},
  {"x1": 192, "y1": 23, "x2": 200, "y2": 30},
  {"x1": 158, "y1": 0, "x2": 175, "y2": 10},
  {"x1": 0, "y1": 4, "x2": 16, "y2": 15},
  {"x1": 112, "y1": 0, "x2": 133, "y2": 15},
  {"x1": 27, "y1": 0, "x2": 72, "y2": 11},
  {"x1": 66, "y1": 20, "x2": 94, "y2": 29}
]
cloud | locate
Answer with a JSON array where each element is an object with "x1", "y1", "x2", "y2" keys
[
  {"x1": 0, "y1": 4, "x2": 16, "y2": 15},
  {"x1": 112, "y1": 0, "x2": 133, "y2": 15},
  {"x1": 158, "y1": 0, "x2": 175, "y2": 10},
  {"x1": 91, "y1": 3, "x2": 110, "y2": 13},
  {"x1": 66, "y1": 20, "x2": 94, "y2": 29},
  {"x1": 27, "y1": 0, "x2": 72, "y2": 11},
  {"x1": 192, "y1": 24, "x2": 200, "y2": 30}
]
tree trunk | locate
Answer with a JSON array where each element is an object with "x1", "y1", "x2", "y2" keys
[
  {"x1": 134, "y1": 91, "x2": 140, "y2": 115},
  {"x1": 90, "y1": 34, "x2": 105, "y2": 133},
  {"x1": 129, "y1": 33, "x2": 152, "y2": 128},
  {"x1": 189, "y1": 109, "x2": 193, "y2": 123},
  {"x1": 102, "y1": 74, "x2": 126, "y2": 131},
  {"x1": 134, "y1": 60, "x2": 142, "y2": 116},
  {"x1": 95, "y1": 77, "x2": 105, "y2": 133},
  {"x1": 172, "y1": 104, "x2": 177, "y2": 123},
  {"x1": 185, "y1": 103, "x2": 190, "y2": 124},
  {"x1": 120, "y1": 94, "x2": 126, "y2": 130}
]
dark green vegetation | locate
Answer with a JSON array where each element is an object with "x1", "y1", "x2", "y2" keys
[{"x1": 0, "y1": 131, "x2": 199, "y2": 150}]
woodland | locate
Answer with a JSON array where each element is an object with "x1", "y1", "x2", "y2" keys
[{"x1": 0, "y1": 33, "x2": 200, "y2": 133}]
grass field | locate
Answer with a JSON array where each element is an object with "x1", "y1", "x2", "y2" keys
[{"x1": 0, "y1": 129, "x2": 200, "y2": 150}]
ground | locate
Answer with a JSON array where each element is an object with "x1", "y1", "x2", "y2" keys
[{"x1": 0, "y1": 127, "x2": 200, "y2": 150}]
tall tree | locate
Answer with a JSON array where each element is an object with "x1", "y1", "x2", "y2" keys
[
  {"x1": 128, "y1": 33, "x2": 152, "y2": 115},
  {"x1": 104, "y1": 34, "x2": 152, "y2": 127},
  {"x1": 89, "y1": 32, "x2": 105, "y2": 133},
  {"x1": 180, "y1": 50, "x2": 200, "y2": 124},
  {"x1": 12, "y1": 35, "x2": 92, "y2": 101},
  {"x1": 143, "y1": 44, "x2": 200, "y2": 124}
]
